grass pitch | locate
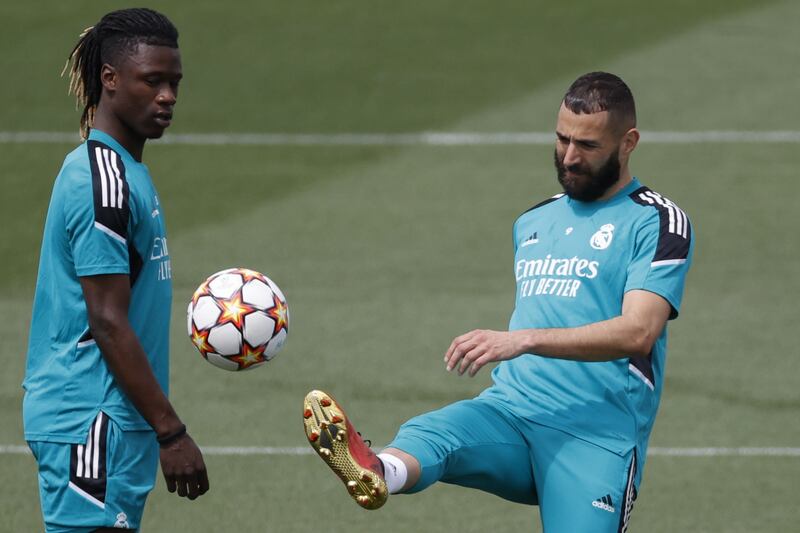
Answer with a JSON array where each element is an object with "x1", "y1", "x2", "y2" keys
[{"x1": 1, "y1": 1, "x2": 799, "y2": 531}]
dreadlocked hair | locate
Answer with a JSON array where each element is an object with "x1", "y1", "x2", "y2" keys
[{"x1": 62, "y1": 8, "x2": 178, "y2": 140}]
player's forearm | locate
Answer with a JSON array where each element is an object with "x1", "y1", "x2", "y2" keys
[
  {"x1": 89, "y1": 316, "x2": 184, "y2": 437},
  {"x1": 515, "y1": 315, "x2": 656, "y2": 362}
]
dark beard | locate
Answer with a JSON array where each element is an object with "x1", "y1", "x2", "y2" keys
[{"x1": 554, "y1": 148, "x2": 621, "y2": 202}]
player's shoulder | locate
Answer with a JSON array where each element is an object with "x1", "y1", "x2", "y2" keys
[
  {"x1": 516, "y1": 192, "x2": 567, "y2": 221},
  {"x1": 56, "y1": 138, "x2": 134, "y2": 214},
  {"x1": 58, "y1": 136, "x2": 123, "y2": 174},
  {"x1": 52, "y1": 142, "x2": 93, "y2": 201},
  {"x1": 61, "y1": 134, "x2": 128, "y2": 170},
  {"x1": 625, "y1": 183, "x2": 693, "y2": 256},
  {"x1": 626, "y1": 184, "x2": 691, "y2": 226},
  {"x1": 85, "y1": 137, "x2": 130, "y2": 181},
  {"x1": 59, "y1": 142, "x2": 91, "y2": 179}
]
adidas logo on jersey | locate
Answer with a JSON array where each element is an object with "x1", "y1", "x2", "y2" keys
[
  {"x1": 521, "y1": 232, "x2": 539, "y2": 247},
  {"x1": 592, "y1": 494, "x2": 615, "y2": 513}
]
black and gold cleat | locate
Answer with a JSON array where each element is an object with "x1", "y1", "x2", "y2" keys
[{"x1": 303, "y1": 390, "x2": 388, "y2": 510}]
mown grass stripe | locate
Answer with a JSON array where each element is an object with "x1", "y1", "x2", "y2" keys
[
  {"x1": 1, "y1": 131, "x2": 800, "y2": 146},
  {"x1": 2, "y1": 445, "x2": 799, "y2": 457}
]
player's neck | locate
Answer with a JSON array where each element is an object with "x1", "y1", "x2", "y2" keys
[
  {"x1": 92, "y1": 110, "x2": 146, "y2": 162},
  {"x1": 596, "y1": 169, "x2": 633, "y2": 202}
]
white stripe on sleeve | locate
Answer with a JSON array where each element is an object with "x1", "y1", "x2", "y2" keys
[
  {"x1": 94, "y1": 147, "x2": 109, "y2": 208},
  {"x1": 102, "y1": 149, "x2": 117, "y2": 208},
  {"x1": 109, "y1": 152, "x2": 123, "y2": 208}
]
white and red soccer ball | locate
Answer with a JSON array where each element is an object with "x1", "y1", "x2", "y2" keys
[{"x1": 187, "y1": 268, "x2": 289, "y2": 371}]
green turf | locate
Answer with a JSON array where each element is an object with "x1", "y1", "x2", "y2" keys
[
  {"x1": 0, "y1": 0, "x2": 778, "y2": 133},
  {"x1": 2, "y1": 0, "x2": 799, "y2": 531}
]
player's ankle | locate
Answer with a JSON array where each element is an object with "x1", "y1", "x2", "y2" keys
[{"x1": 377, "y1": 452, "x2": 408, "y2": 494}]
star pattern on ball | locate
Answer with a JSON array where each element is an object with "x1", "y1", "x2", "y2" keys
[
  {"x1": 191, "y1": 282, "x2": 211, "y2": 306},
  {"x1": 229, "y1": 342, "x2": 266, "y2": 369},
  {"x1": 190, "y1": 326, "x2": 214, "y2": 356},
  {"x1": 216, "y1": 291, "x2": 255, "y2": 330},
  {"x1": 238, "y1": 268, "x2": 265, "y2": 284},
  {"x1": 267, "y1": 294, "x2": 289, "y2": 335}
]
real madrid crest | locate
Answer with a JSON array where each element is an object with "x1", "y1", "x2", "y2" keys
[{"x1": 590, "y1": 223, "x2": 615, "y2": 250}]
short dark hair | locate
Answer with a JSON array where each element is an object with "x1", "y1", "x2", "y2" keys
[
  {"x1": 63, "y1": 8, "x2": 179, "y2": 139},
  {"x1": 562, "y1": 72, "x2": 636, "y2": 132}
]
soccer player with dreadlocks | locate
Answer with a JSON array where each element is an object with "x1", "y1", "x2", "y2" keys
[{"x1": 23, "y1": 8, "x2": 208, "y2": 531}]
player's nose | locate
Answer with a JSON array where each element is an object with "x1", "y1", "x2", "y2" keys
[
  {"x1": 562, "y1": 143, "x2": 581, "y2": 167},
  {"x1": 157, "y1": 88, "x2": 176, "y2": 107}
]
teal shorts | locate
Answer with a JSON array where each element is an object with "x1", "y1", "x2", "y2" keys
[
  {"x1": 388, "y1": 398, "x2": 638, "y2": 533},
  {"x1": 28, "y1": 412, "x2": 158, "y2": 533}
]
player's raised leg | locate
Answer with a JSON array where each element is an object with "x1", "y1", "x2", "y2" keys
[{"x1": 303, "y1": 391, "x2": 537, "y2": 509}]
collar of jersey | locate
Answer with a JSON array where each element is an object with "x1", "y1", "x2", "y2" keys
[
  {"x1": 87, "y1": 129, "x2": 138, "y2": 164},
  {"x1": 567, "y1": 177, "x2": 641, "y2": 213}
]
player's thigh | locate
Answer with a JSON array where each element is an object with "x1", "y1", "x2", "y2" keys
[
  {"x1": 28, "y1": 412, "x2": 158, "y2": 533},
  {"x1": 389, "y1": 398, "x2": 536, "y2": 504},
  {"x1": 529, "y1": 424, "x2": 637, "y2": 533}
]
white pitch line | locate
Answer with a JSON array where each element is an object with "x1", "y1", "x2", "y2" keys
[
  {"x1": 1, "y1": 131, "x2": 800, "y2": 146},
  {"x1": 202, "y1": 446, "x2": 313, "y2": 456},
  {"x1": 2, "y1": 445, "x2": 799, "y2": 457},
  {"x1": 0, "y1": 446, "x2": 29, "y2": 454},
  {"x1": 647, "y1": 447, "x2": 800, "y2": 457}
]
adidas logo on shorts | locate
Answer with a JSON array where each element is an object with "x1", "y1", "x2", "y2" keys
[{"x1": 592, "y1": 494, "x2": 615, "y2": 513}]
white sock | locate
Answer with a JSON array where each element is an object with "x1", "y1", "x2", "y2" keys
[{"x1": 378, "y1": 452, "x2": 408, "y2": 494}]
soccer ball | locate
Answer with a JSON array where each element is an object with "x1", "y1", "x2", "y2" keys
[{"x1": 187, "y1": 268, "x2": 289, "y2": 371}]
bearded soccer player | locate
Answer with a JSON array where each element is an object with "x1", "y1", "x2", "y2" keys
[
  {"x1": 304, "y1": 72, "x2": 693, "y2": 532},
  {"x1": 23, "y1": 9, "x2": 208, "y2": 532}
]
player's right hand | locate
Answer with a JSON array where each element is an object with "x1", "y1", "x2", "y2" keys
[
  {"x1": 159, "y1": 433, "x2": 210, "y2": 500},
  {"x1": 444, "y1": 329, "x2": 526, "y2": 376}
]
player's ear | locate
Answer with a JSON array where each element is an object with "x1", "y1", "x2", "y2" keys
[
  {"x1": 620, "y1": 128, "x2": 640, "y2": 156},
  {"x1": 100, "y1": 63, "x2": 118, "y2": 92}
]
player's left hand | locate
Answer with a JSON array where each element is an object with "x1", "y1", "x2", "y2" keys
[
  {"x1": 444, "y1": 329, "x2": 524, "y2": 377},
  {"x1": 160, "y1": 432, "x2": 209, "y2": 500}
]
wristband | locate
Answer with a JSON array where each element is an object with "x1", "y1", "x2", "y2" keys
[{"x1": 157, "y1": 424, "x2": 187, "y2": 447}]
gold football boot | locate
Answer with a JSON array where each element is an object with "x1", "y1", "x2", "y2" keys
[{"x1": 303, "y1": 390, "x2": 388, "y2": 510}]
